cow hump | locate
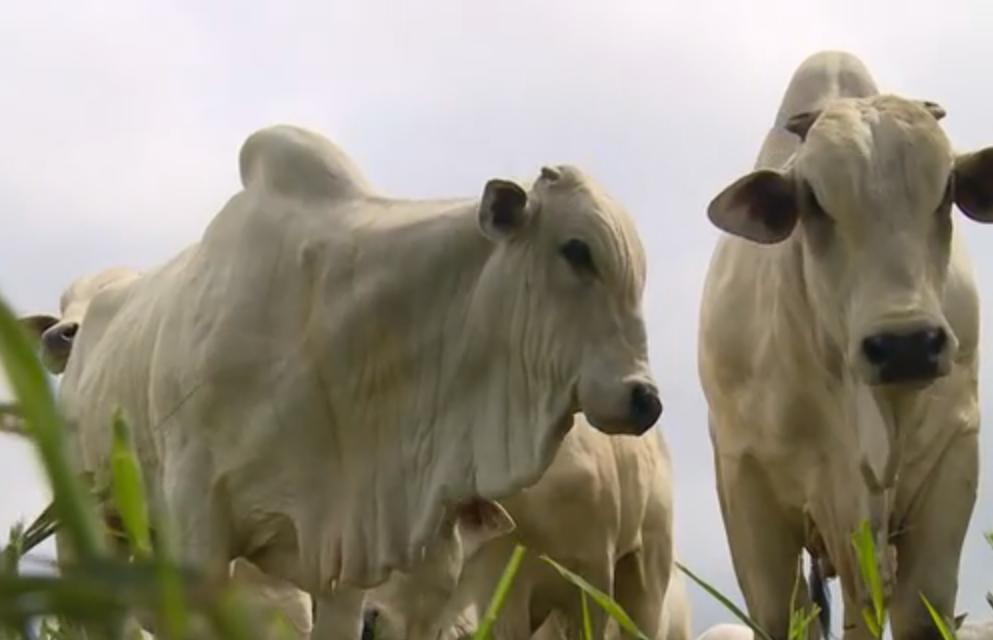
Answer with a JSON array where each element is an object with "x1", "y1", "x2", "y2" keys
[{"x1": 238, "y1": 125, "x2": 374, "y2": 200}]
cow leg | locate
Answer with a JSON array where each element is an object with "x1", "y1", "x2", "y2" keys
[
  {"x1": 888, "y1": 431, "x2": 978, "y2": 640},
  {"x1": 612, "y1": 542, "x2": 671, "y2": 639},
  {"x1": 715, "y1": 451, "x2": 811, "y2": 640},
  {"x1": 311, "y1": 585, "x2": 365, "y2": 640},
  {"x1": 554, "y1": 561, "x2": 614, "y2": 639}
]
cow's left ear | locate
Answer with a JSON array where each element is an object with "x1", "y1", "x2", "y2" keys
[
  {"x1": 708, "y1": 169, "x2": 798, "y2": 244},
  {"x1": 955, "y1": 147, "x2": 993, "y2": 222},
  {"x1": 20, "y1": 314, "x2": 59, "y2": 340},
  {"x1": 453, "y1": 499, "x2": 515, "y2": 559},
  {"x1": 479, "y1": 179, "x2": 531, "y2": 241}
]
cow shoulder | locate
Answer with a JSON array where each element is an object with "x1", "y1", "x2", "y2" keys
[{"x1": 238, "y1": 125, "x2": 375, "y2": 202}]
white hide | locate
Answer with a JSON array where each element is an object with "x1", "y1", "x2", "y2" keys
[
  {"x1": 700, "y1": 50, "x2": 993, "y2": 639},
  {"x1": 55, "y1": 125, "x2": 658, "y2": 606},
  {"x1": 362, "y1": 417, "x2": 677, "y2": 640}
]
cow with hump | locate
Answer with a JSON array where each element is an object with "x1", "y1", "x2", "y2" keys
[
  {"x1": 700, "y1": 51, "x2": 993, "y2": 639},
  {"x1": 52, "y1": 125, "x2": 661, "y2": 629}
]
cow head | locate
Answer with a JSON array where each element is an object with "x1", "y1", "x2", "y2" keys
[
  {"x1": 359, "y1": 499, "x2": 515, "y2": 640},
  {"x1": 475, "y1": 166, "x2": 661, "y2": 435},
  {"x1": 708, "y1": 95, "x2": 993, "y2": 386},
  {"x1": 20, "y1": 267, "x2": 140, "y2": 374}
]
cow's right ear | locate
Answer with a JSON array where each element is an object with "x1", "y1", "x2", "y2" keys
[
  {"x1": 19, "y1": 314, "x2": 59, "y2": 340},
  {"x1": 707, "y1": 169, "x2": 798, "y2": 244},
  {"x1": 479, "y1": 179, "x2": 531, "y2": 241},
  {"x1": 954, "y1": 147, "x2": 993, "y2": 222},
  {"x1": 453, "y1": 499, "x2": 515, "y2": 559}
]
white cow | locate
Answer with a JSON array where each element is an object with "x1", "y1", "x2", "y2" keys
[
  {"x1": 700, "y1": 51, "x2": 993, "y2": 639},
  {"x1": 230, "y1": 558, "x2": 314, "y2": 638},
  {"x1": 360, "y1": 417, "x2": 678, "y2": 639},
  {"x1": 54, "y1": 126, "x2": 660, "y2": 631},
  {"x1": 695, "y1": 624, "x2": 751, "y2": 640},
  {"x1": 956, "y1": 619, "x2": 993, "y2": 640},
  {"x1": 658, "y1": 567, "x2": 692, "y2": 640},
  {"x1": 21, "y1": 267, "x2": 141, "y2": 373},
  {"x1": 19, "y1": 269, "x2": 317, "y2": 640}
]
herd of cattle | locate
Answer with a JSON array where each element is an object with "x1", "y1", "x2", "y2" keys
[{"x1": 6, "y1": 50, "x2": 993, "y2": 640}]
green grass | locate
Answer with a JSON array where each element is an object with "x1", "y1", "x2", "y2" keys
[
  {"x1": 1, "y1": 285, "x2": 988, "y2": 640},
  {"x1": 0, "y1": 294, "x2": 258, "y2": 640},
  {"x1": 852, "y1": 520, "x2": 888, "y2": 638}
]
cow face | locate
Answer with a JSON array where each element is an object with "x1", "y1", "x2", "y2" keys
[
  {"x1": 476, "y1": 166, "x2": 661, "y2": 435},
  {"x1": 20, "y1": 267, "x2": 140, "y2": 374},
  {"x1": 708, "y1": 95, "x2": 993, "y2": 386},
  {"x1": 359, "y1": 500, "x2": 514, "y2": 640}
]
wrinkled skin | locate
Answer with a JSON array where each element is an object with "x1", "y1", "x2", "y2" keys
[
  {"x1": 54, "y1": 126, "x2": 660, "y2": 639},
  {"x1": 701, "y1": 51, "x2": 993, "y2": 640},
  {"x1": 358, "y1": 418, "x2": 676, "y2": 640}
]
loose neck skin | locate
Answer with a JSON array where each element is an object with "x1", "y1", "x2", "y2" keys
[{"x1": 305, "y1": 196, "x2": 574, "y2": 588}]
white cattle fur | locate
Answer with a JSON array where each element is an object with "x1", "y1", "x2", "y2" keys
[
  {"x1": 695, "y1": 624, "x2": 752, "y2": 640},
  {"x1": 657, "y1": 566, "x2": 692, "y2": 640},
  {"x1": 362, "y1": 417, "x2": 678, "y2": 640},
  {"x1": 19, "y1": 270, "x2": 316, "y2": 640},
  {"x1": 55, "y1": 125, "x2": 658, "y2": 607},
  {"x1": 700, "y1": 50, "x2": 993, "y2": 639},
  {"x1": 230, "y1": 558, "x2": 314, "y2": 639},
  {"x1": 956, "y1": 620, "x2": 993, "y2": 640}
]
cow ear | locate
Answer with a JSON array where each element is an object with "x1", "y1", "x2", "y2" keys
[
  {"x1": 707, "y1": 169, "x2": 798, "y2": 244},
  {"x1": 785, "y1": 110, "x2": 821, "y2": 141},
  {"x1": 20, "y1": 314, "x2": 59, "y2": 340},
  {"x1": 919, "y1": 100, "x2": 946, "y2": 121},
  {"x1": 453, "y1": 499, "x2": 515, "y2": 559},
  {"x1": 479, "y1": 179, "x2": 531, "y2": 241},
  {"x1": 954, "y1": 147, "x2": 993, "y2": 222}
]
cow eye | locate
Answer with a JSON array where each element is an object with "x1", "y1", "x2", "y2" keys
[{"x1": 559, "y1": 239, "x2": 597, "y2": 276}]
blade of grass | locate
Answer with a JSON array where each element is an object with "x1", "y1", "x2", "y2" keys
[
  {"x1": 2, "y1": 525, "x2": 24, "y2": 576},
  {"x1": 920, "y1": 593, "x2": 957, "y2": 640},
  {"x1": 542, "y1": 555, "x2": 649, "y2": 640},
  {"x1": 676, "y1": 561, "x2": 774, "y2": 640},
  {"x1": 20, "y1": 503, "x2": 61, "y2": 557},
  {"x1": 0, "y1": 296, "x2": 104, "y2": 560},
  {"x1": 580, "y1": 591, "x2": 593, "y2": 640},
  {"x1": 851, "y1": 521, "x2": 886, "y2": 638},
  {"x1": 787, "y1": 558, "x2": 820, "y2": 640},
  {"x1": 473, "y1": 544, "x2": 527, "y2": 640},
  {"x1": 109, "y1": 410, "x2": 152, "y2": 558}
]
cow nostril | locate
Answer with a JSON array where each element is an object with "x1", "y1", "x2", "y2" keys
[
  {"x1": 630, "y1": 383, "x2": 662, "y2": 427},
  {"x1": 862, "y1": 335, "x2": 891, "y2": 366},
  {"x1": 923, "y1": 327, "x2": 947, "y2": 357}
]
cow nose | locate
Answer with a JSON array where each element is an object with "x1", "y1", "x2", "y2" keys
[
  {"x1": 861, "y1": 327, "x2": 948, "y2": 384},
  {"x1": 629, "y1": 383, "x2": 662, "y2": 433}
]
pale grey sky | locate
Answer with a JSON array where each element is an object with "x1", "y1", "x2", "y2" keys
[{"x1": 1, "y1": 0, "x2": 991, "y2": 633}]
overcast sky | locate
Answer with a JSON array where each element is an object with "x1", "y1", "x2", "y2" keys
[{"x1": 1, "y1": 0, "x2": 991, "y2": 634}]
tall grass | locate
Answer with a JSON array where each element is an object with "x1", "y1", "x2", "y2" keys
[
  {"x1": 0, "y1": 295, "x2": 258, "y2": 640},
  {"x1": 1, "y1": 286, "x2": 988, "y2": 640}
]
